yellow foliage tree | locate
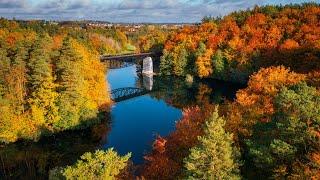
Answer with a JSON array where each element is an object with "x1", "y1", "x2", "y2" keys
[
  {"x1": 196, "y1": 49, "x2": 214, "y2": 78},
  {"x1": 71, "y1": 40, "x2": 111, "y2": 112}
]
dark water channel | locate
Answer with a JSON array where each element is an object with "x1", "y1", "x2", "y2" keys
[{"x1": 0, "y1": 63, "x2": 243, "y2": 179}]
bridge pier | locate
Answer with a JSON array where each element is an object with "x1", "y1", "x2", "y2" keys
[{"x1": 142, "y1": 57, "x2": 153, "y2": 75}]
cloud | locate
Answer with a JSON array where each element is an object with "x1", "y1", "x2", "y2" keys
[
  {"x1": 39, "y1": 0, "x2": 91, "y2": 10},
  {"x1": 0, "y1": 0, "x2": 317, "y2": 22},
  {"x1": 118, "y1": 0, "x2": 179, "y2": 10},
  {"x1": 0, "y1": 0, "x2": 27, "y2": 8}
]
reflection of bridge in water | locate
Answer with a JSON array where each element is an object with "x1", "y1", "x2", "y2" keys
[
  {"x1": 111, "y1": 87, "x2": 149, "y2": 102},
  {"x1": 105, "y1": 60, "x2": 135, "y2": 69},
  {"x1": 110, "y1": 72, "x2": 155, "y2": 103},
  {"x1": 103, "y1": 53, "x2": 156, "y2": 103}
]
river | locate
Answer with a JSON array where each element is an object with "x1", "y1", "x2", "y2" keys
[
  {"x1": 105, "y1": 65, "x2": 182, "y2": 163},
  {"x1": 0, "y1": 63, "x2": 243, "y2": 179}
]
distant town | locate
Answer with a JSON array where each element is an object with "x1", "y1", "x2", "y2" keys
[{"x1": 10, "y1": 19, "x2": 196, "y2": 32}]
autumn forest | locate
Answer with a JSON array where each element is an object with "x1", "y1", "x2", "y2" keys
[{"x1": 0, "y1": 2, "x2": 320, "y2": 180}]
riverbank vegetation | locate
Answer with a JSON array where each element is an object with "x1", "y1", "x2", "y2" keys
[
  {"x1": 0, "y1": 121, "x2": 111, "y2": 178},
  {"x1": 0, "y1": 19, "x2": 114, "y2": 143},
  {"x1": 141, "y1": 3, "x2": 320, "y2": 179}
]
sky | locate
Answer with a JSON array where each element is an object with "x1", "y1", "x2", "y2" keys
[{"x1": 0, "y1": 0, "x2": 318, "y2": 23}]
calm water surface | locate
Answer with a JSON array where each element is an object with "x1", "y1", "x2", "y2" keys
[
  {"x1": 0, "y1": 63, "x2": 243, "y2": 179},
  {"x1": 105, "y1": 65, "x2": 182, "y2": 163}
]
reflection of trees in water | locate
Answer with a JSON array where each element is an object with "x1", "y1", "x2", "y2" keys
[
  {"x1": 149, "y1": 76, "x2": 244, "y2": 109},
  {"x1": 150, "y1": 77, "x2": 197, "y2": 109},
  {"x1": 105, "y1": 59, "x2": 135, "y2": 69},
  {"x1": 196, "y1": 84, "x2": 213, "y2": 105},
  {"x1": 0, "y1": 116, "x2": 111, "y2": 180}
]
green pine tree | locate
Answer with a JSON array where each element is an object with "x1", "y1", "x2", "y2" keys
[
  {"x1": 173, "y1": 43, "x2": 189, "y2": 76},
  {"x1": 212, "y1": 49, "x2": 226, "y2": 80},
  {"x1": 195, "y1": 42, "x2": 206, "y2": 57},
  {"x1": 160, "y1": 50, "x2": 174, "y2": 76},
  {"x1": 184, "y1": 107, "x2": 241, "y2": 180},
  {"x1": 54, "y1": 37, "x2": 85, "y2": 130},
  {"x1": 10, "y1": 42, "x2": 29, "y2": 115},
  {"x1": 247, "y1": 82, "x2": 320, "y2": 178},
  {"x1": 0, "y1": 47, "x2": 10, "y2": 90},
  {"x1": 0, "y1": 47, "x2": 16, "y2": 143},
  {"x1": 27, "y1": 35, "x2": 59, "y2": 130}
]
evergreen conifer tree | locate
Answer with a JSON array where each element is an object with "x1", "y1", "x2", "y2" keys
[
  {"x1": 55, "y1": 37, "x2": 85, "y2": 129},
  {"x1": 27, "y1": 35, "x2": 59, "y2": 130},
  {"x1": 212, "y1": 49, "x2": 226, "y2": 80},
  {"x1": 184, "y1": 107, "x2": 241, "y2": 179},
  {"x1": 160, "y1": 50, "x2": 174, "y2": 76}
]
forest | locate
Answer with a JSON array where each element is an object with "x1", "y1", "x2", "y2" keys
[
  {"x1": 0, "y1": 2, "x2": 320, "y2": 180},
  {"x1": 160, "y1": 3, "x2": 320, "y2": 83},
  {"x1": 141, "y1": 3, "x2": 320, "y2": 179},
  {"x1": 0, "y1": 19, "x2": 113, "y2": 143}
]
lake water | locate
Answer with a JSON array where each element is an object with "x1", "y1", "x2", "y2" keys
[{"x1": 0, "y1": 64, "x2": 243, "y2": 179}]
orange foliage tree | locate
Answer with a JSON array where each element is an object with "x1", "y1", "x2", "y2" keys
[
  {"x1": 213, "y1": 67, "x2": 306, "y2": 144},
  {"x1": 160, "y1": 4, "x2": 320, "y2": 83},
  {"x1": 141, "y1": 105, "x2": 216, "y2": 179}
]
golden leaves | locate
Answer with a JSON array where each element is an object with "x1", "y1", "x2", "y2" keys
[
  {"x1": 196, "y1": 49, "x2": 214, "y2": 78},
  {"x1": 235, "y1": 66, "x2": 306, "y2": 126}
]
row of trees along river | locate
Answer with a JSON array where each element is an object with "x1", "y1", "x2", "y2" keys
[{"x1": 0, "y1": 2, "x2": 320, "y2": 179}]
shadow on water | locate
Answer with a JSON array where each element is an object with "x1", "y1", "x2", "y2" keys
[
  {"x1": 0, "y1": 114, "x2": 111, "y2": 180},
  {"x1": 141, "y1": 75, "x2": 245, "y2": 109}
]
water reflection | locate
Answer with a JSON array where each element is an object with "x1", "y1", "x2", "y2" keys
[
  {"x1": 104, "y1": 95, "x2": 181, "y2": 164},
  {"x1": 145, "y1": 76, "x2": 243, "y2": 109},
  {"x1": 143, "y1": 74, "x2": 153, "y2": 91},
  {"x1": 0, "y1": 120, "x2": 110, "y2": 179},
  {"x1": 105, "y1": 65, "x2": 182, "y2": 164}
]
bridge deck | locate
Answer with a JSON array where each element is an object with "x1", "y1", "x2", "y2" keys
[{"x1": 100, "y1": 52, "x2": 154, "y2": 61}]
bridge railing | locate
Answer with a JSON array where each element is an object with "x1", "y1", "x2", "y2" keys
[{"x1": 100, "y1": 52, "x2": 154, "y2": 61}]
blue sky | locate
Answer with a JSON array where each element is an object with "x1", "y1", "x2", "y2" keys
[{"x1": 0, "y1": 0, "x2": 318, "y2": 22}]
